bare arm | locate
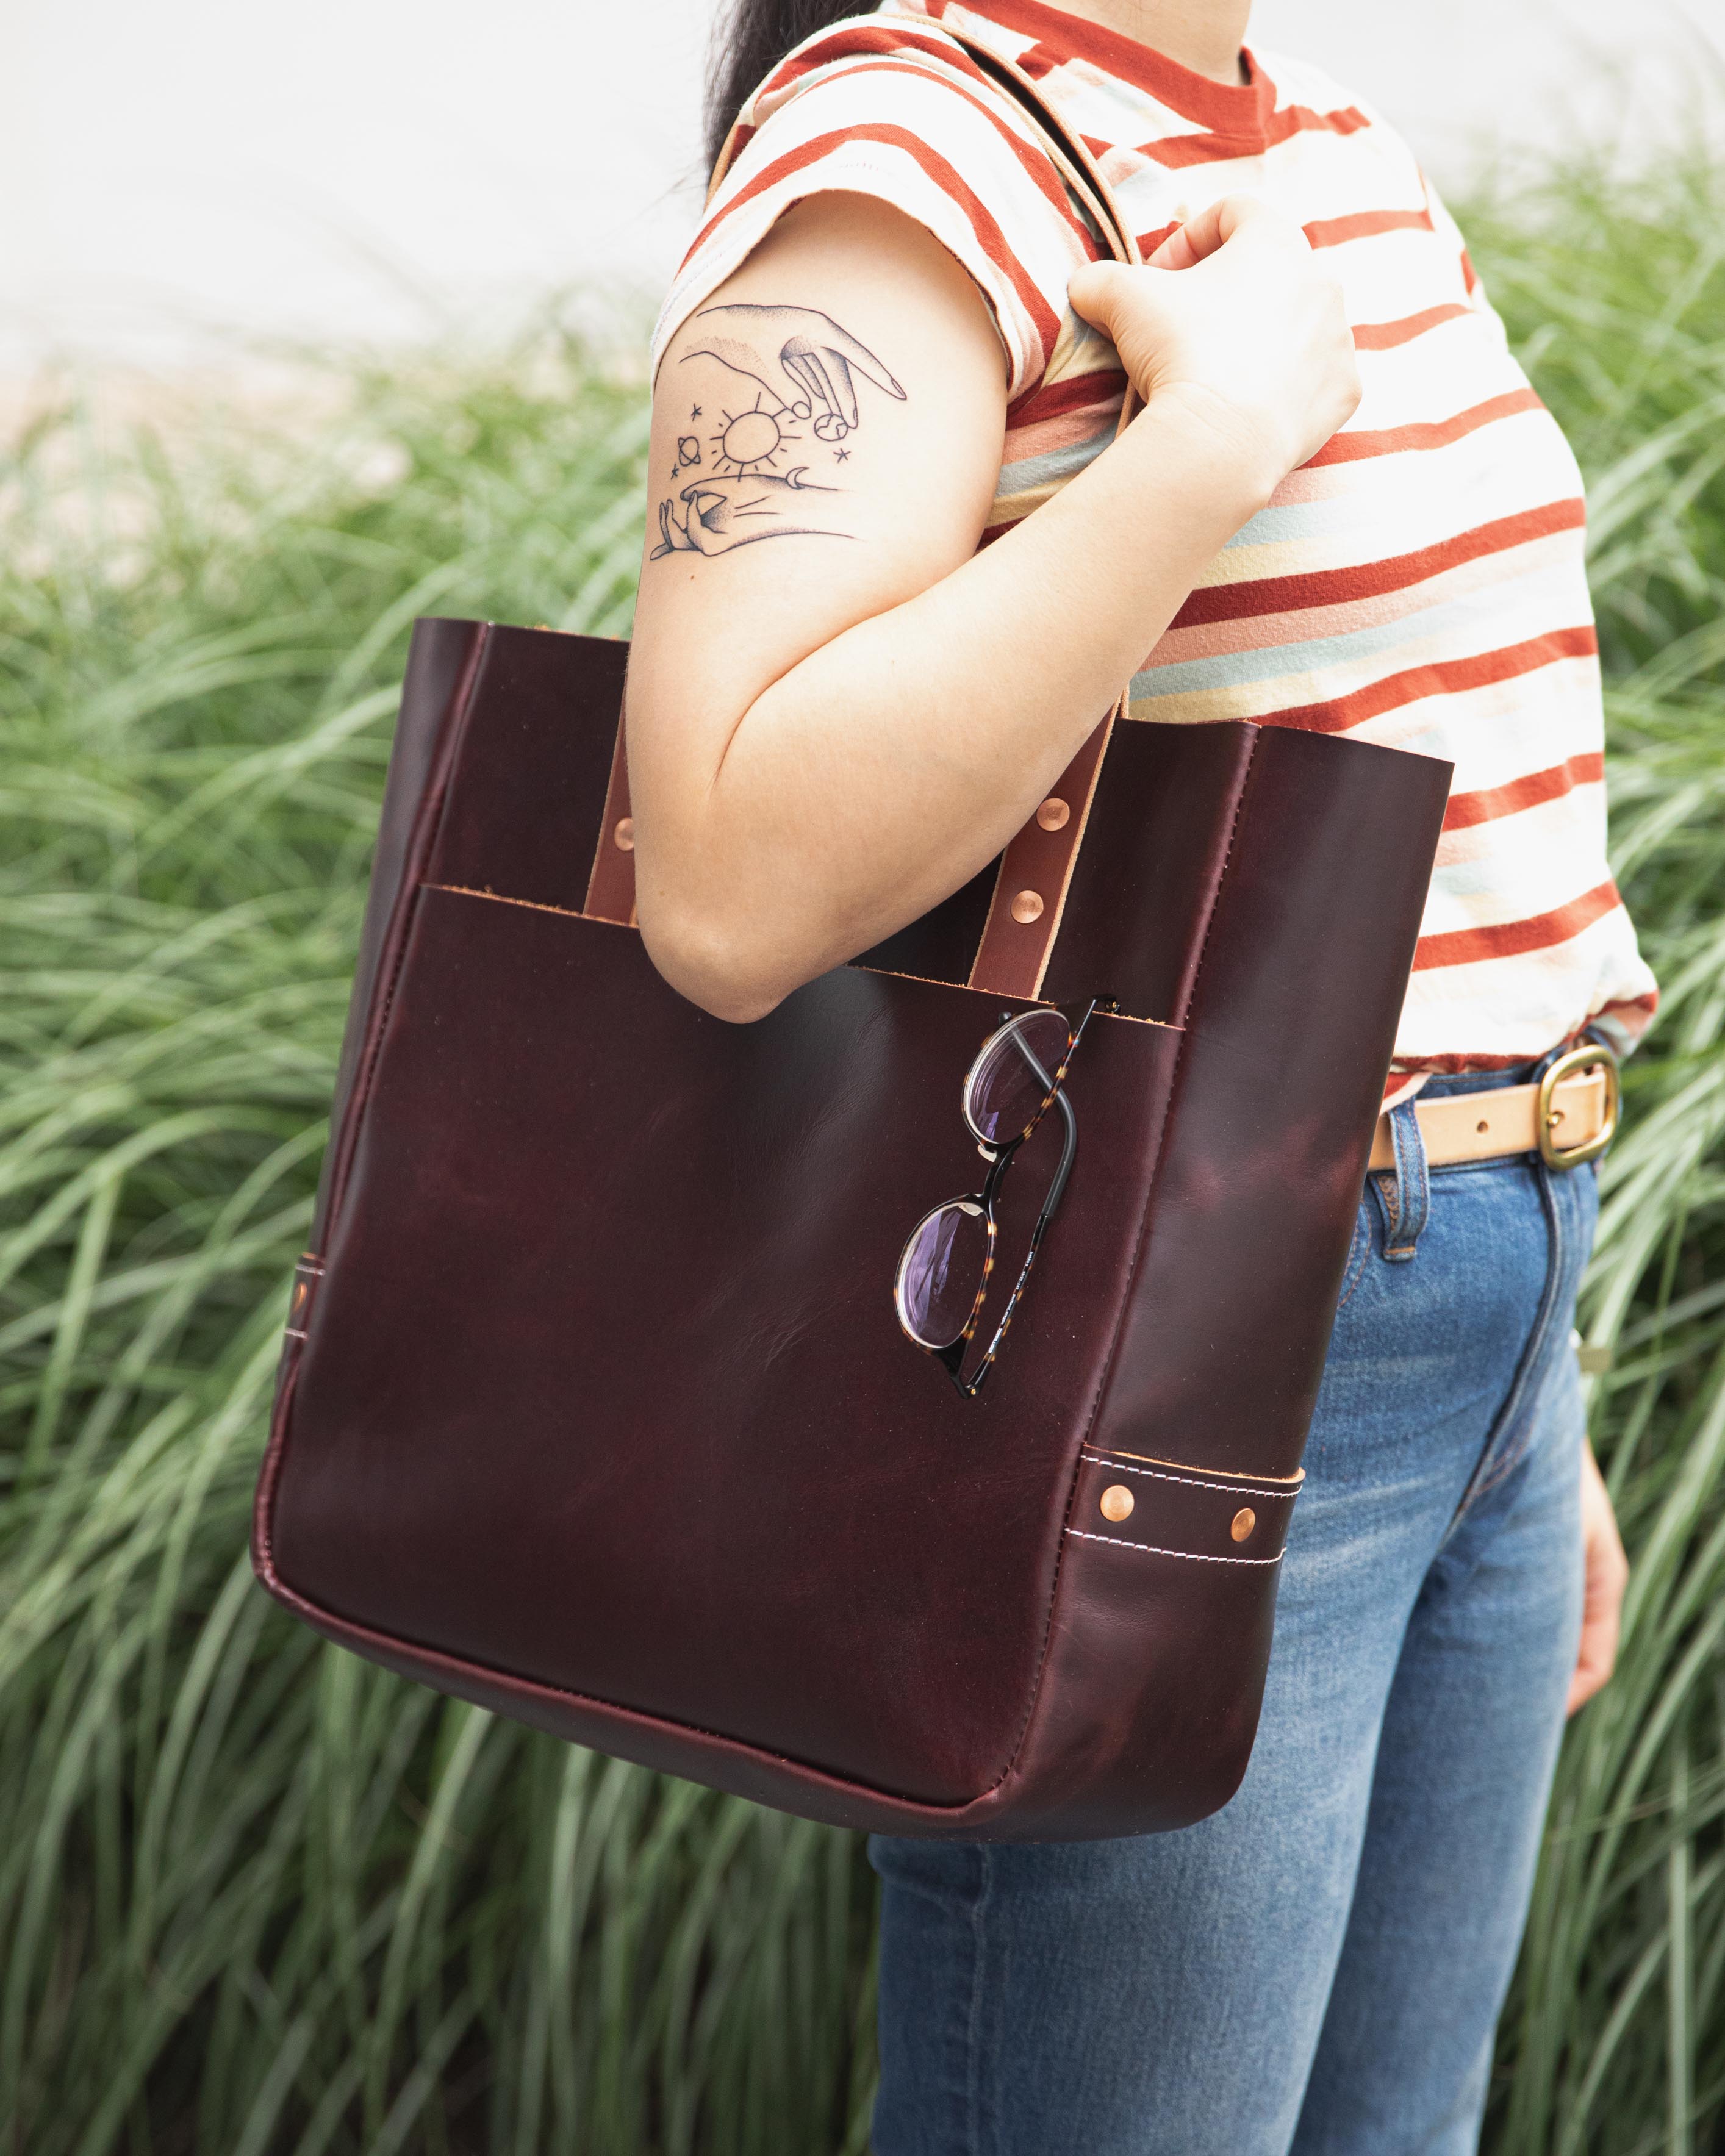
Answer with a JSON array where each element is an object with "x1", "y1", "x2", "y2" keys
[{"x1": 627, "y1": 192, "x2": 1358, "y2": 1022}]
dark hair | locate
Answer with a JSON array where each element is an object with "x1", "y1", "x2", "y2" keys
[{"x1": 705, "y1": 0, "x2": 867, "y2": 170}]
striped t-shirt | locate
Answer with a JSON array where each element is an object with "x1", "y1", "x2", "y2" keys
[{"x1": 653, "y1": 0, "x2": 1657, "y2": 1077}]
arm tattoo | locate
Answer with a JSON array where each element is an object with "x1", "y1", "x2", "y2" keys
[
  {"x1": 650, "y1": 303, "x2": 905, "y2": 561},
  {"x1": 683, "y1": 303, "x2": 906, "y2": 440}
]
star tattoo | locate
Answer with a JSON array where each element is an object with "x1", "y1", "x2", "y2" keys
[
  {"x1": 834, "y1": 446, "x2": 851, "y2": 462},
  {"x1": 690, "y1": 405, "x2": 703, "y2": 418}
]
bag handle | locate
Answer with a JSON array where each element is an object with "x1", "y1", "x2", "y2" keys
[
  {"x1": 929, "y1": 30, "x2": 1143, "y2": 274},
  {"x1": 597, "y1": 27, "x2": 1146, "y2": 999},
  {"x1": 927, "y1": 29, "x2": 1144, "y2": 998}
]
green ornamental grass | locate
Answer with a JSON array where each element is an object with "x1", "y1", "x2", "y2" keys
[{"x1": 1, "y1": 151, "x2": 1721, "y2": 2154}]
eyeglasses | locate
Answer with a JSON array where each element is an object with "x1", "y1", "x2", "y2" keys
[{"x1": 894, "y1": 997, "x2": 1106, "y2": 1398}]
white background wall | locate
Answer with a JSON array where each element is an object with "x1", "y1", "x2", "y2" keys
[{"x1": 2, "y1": 0, "x2": 1721, "y2": 371}]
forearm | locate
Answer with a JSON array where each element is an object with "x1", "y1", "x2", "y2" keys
[{"x1": 633, "y1": 398, "x2": 1264, "y2": 1020}]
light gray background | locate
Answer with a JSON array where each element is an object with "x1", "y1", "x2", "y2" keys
[{"x1": 2, "y1": 0, "x2": 1721, "y2": 370}]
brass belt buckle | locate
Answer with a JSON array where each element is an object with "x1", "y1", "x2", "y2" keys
[{"x1": 1537, "y1": 1043, "x2": 1621, "y2": 1169}]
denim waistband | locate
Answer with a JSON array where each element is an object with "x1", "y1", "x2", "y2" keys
[
  {"x1": 1405, "y1": 1062, "x2": 1542, "y2": 1100},
  {"x1": 1374, "y1": 1058, "x2": 1580, "y2": 1260}
]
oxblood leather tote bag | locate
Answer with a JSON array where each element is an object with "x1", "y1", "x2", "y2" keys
[{"x1": 252, "y1": 53, "x2": 1452, "y2": 1841}]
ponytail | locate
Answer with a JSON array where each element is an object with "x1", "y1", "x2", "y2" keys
[{"x1": 705, "y1": 0, "x2": 870, "y2": 170}]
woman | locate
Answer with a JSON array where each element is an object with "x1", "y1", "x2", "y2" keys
[{"x1": 627, "y1": 0, "x2": 1651, "y2": 2147}]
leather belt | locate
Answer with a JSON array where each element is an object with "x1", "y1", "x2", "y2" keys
[{"x1": 1368, "y1": 1047, "x2": 1620, "y2": 1173}]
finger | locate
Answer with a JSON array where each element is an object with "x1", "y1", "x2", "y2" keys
[
  {"x1": 801, "y1": 348, "x2": 848, "y2": 426},
  {"x1": 823, "y1": 351, "x2": 859, "y2": 430},
  {"x1": 1568, "y1": 1467, "x2": 1628, "y2": 1714},
  {"x1": 1066, "y1": 260, "x2": 1136, "y2": 335},
  {"x1": 782, "y1": 349, "x2": 829, "y2": 418},
  {"x1": 822, "y1": 320, "x2": 906, "y2": 398},
  {"x1": 786, "y1": 345, "x2": 858, "y2": 440},
  {"x1": 681, "y1": 486, "x2": 730, "y2": 554},
  {"x1": 1147, "y1": 193, "x2": 1292, "y2": 270},
  {"x1": 1567, "y1": 1611, "x2": 1619, "y2": 1713},
  {"x1": 1145, "y1": 224, "x2": 1205, "y2": 272}
]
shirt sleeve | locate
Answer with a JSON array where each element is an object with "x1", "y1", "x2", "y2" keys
[
  {"x1": 650, "y1": 23, "x2": 1100, "y2": 402},
  {"x1": 1421, "y1": 172, "x2": 1509, "y2": 339}
]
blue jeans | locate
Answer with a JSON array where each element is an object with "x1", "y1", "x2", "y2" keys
[{"x1": 871, "y1": 1067, "x2": 1598, "y2": 2156}]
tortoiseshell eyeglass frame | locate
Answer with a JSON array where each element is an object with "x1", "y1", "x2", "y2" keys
[{"x1": 894, "y1": 995, "x2": 1110, "y2": 1399}]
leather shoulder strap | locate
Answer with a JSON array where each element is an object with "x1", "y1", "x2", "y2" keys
[
  {"x1": 687, "y1": 24, "x2": 1148, "y2": 1001},
  {"x1": 928, "y1": 29, "x2": 1144, "y2": 998},
  {"x1": 930, "y1": 30, "x2": 1142, "y2": 270},
  {"x1": 708, "y1": 24, "x2": 1140, "y2": 268}
]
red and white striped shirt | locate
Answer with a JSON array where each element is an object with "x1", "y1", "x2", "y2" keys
[{"x1": 653, "y1": 0, "x2": 1657, "y2": 1075}]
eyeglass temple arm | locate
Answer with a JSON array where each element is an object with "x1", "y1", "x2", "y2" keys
[
  {"x1": 994, "y1": 1086, "x2": 1078, "y2": 1297},
  {"x1": 1043, "y1": 1085, "x2": 1078, "y2": 1217},
  {"x1": 957, "y1": 1089, "x2": 1078, "y2": 1399},
  {"x1": 1010, "y1": 1033, "x2": 1080, "y2": 1220}
]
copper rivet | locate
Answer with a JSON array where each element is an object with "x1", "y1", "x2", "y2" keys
[
  {"x1": 1231, "y1": 1507, "x2": 1257, "y2": 1542},
  {"x1": 613, "y1": 817, "x2": 634, "y2": 851},
  {"x1": 1036, "y1": 796, "x2": 1071, "y2": 832},
  {"x1": 1100, "y1": 1484, "x2": 1134, "y2": 1522},
  {"x1": 1011, "y1": 889, "x2": 1045, "y2": 925}
]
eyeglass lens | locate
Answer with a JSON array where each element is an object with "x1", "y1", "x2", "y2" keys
[
  {"x1": 964, "y1": 1009, "x2": 1072, "y2": 1147},
  {"x1": 896, "y1": 1200, "x2": 989, "y2": 1350},
  {"x1": 897, "y1": 1010, "x2": 1079, "y2": 1353}
]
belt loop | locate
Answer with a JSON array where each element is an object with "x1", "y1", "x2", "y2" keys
[{"x1": 1372, "y1": 1095, "x2": 1430, "y2": 1262}]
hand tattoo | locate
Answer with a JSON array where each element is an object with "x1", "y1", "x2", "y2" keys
[
  {"x1": 681, "y1": 303, "x2": 905, "y2": 443},
  {"x1": 650, "y1": 305, "x2": 904, "y2": 565},
  {"x1": 650, "y1": 470, "x2": 850, "y2": 559}
]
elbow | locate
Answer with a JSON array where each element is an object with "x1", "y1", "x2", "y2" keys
[
  {"x1": 681, "y1": 970, "x2": 788, "y2": 1028},
  {"x1": 636, "y1": 898, "x2": 792, "y2": 1026}
]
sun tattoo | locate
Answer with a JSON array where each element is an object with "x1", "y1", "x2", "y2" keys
[
  {"x1": 650, "y1": 303, "x2": 905, "y2": 562},
  {"x1": 709, "y1": 396, "x2": 804, "y2": 478}
]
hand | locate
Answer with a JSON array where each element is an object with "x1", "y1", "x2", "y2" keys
[
  {"x1": 682, "y1": 303, "x2": 906, "y2": 442},
  {"x1": 650, "y1": 470, "x2": 845, "y2": 559},
  {"x1": 1067, "y1": 196, "x2": 1361, "y2": 500},
  {"x1": 1569, "y1": 1441, "x2": 1628, "y2": 1714}
]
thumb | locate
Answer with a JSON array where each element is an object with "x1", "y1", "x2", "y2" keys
[{"x1": 1067, "y1": 260, "x2": 1142, "y2": 338}]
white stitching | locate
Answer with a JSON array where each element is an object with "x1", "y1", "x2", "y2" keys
[
  {"x1": 1065, "y1": 1528, "x2": 1283, "y2": 1564},
  {"x1": 283, "y1": 1327, "x2": 308, "y2": 1340},
  {"x1": 1081, "y1": 1454, "x2": 1297, "y2": 1501}
]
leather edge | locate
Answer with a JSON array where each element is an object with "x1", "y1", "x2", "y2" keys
[
  {"x1": 252, "y1": 1443, "x2": 1147, "y2": 1843},
  {"x1": 318, "y1": 620, "x2": 492, "y2": 1242},
  {"x1": 583, "y1": 706, "x2": 637, "y2": 923}
]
